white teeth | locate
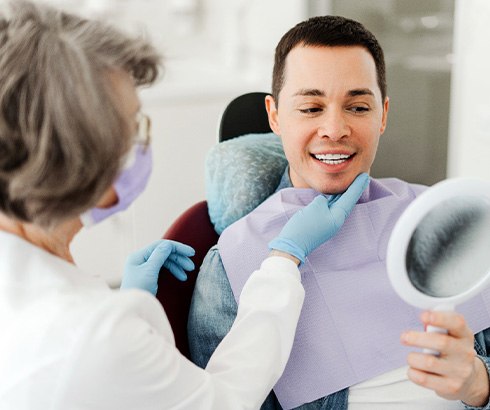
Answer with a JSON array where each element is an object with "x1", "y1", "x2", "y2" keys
[
  {"x1": 313, "y1": 153, "x2": 352, "y2": 164},
  {"x1": 314, "y1": 153, "x2": 351, "y2": 160}
]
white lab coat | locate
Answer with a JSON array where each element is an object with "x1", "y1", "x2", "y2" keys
[{"x1": 0, "y1": 230, "x2": 304, "y2": 410}]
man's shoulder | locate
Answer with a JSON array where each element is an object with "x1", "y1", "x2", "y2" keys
[
  {"x1": 370, "y1": 177, "x2": 427, "y2": 198},
  {"x1": 218, "y1": 189, "x2": 293, "y2": 239},
  {"x1": 198, "y1": 245, "x2": 230, "y2": 285},
  {"x1": 372, "y1": 176, "x2": 426, "y2": 188}
]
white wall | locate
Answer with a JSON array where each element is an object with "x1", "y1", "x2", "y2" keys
[{"x1": 447, "y1": 0, "x2": 490, "y2": 180}]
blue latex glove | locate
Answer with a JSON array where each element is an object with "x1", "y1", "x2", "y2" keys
[
  {"x1": 121, "y1": 239, "x2": 195, "y2": 295},
  {"x1": 268, "y1": 173, "x2": 370, "y2": 263}
]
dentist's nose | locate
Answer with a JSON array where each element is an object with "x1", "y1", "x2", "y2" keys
[{"x1": 317, "y1": 108, "x2": 349, "y2": 141}]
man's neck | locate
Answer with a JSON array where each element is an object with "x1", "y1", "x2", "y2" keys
[{"x1": 274, "y1": 166, "x2": 294, "y2": 193}]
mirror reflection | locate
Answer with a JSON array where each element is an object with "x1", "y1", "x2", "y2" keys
[{"x1": 406, "y1": 196, "x2": 490, "y2": 298}]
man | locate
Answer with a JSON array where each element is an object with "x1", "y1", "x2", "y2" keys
[{"x1": 188, "y1": 16, "x2": 490, "y2": 409}]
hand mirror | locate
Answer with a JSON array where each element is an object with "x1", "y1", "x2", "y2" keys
[{"x1": 387, "y1": 178, "x2": 490, "y2": 349}]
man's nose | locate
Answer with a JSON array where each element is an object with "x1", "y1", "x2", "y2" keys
[{"x1": 317, "y1": 108, "x2": 349, "y2": 141}]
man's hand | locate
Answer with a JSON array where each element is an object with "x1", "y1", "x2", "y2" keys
[
  {"x1": 268, "y1": 173, "x2": 369, "y2": 263},
  {"x1": 401, "y1": 310, "x2": 490, "y2": 407}
]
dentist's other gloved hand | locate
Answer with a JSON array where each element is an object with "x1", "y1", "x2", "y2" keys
[
  {"x1": 269, "y1": 173, "x2": 370, "y2": 264},
  {"x1": 121, "y1": 240, "x2": 195, "y2": 295}
]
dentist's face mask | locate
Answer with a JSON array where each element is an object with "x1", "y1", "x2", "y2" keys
[{"x1": 80, "y1": 113, "x2": 152, "y2": 227}]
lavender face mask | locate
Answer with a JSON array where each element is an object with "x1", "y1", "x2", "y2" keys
[{"x1": 80, "y1": 144, "x2": 152, "y2": 226}]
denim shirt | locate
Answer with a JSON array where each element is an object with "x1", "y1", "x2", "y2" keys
[{"x1": 188, "y1": 171, "x2": 490, "y2": 410}]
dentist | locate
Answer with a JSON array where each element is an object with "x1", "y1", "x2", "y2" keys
[{"x1": 0, "y1": 2, "x2": 368, "y2": 409}]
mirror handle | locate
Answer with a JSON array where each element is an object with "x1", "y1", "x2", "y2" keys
[
  {"x1": 422, "y1": 304, "x2": 454, "y2": 356},
  {"x1": 423, "y1": 325, "x2": 448, "y2": 356}
]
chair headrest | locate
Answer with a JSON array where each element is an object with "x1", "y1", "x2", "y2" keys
[{"x1": 206, "y1": 132, "x2": 287, "y2": 234}]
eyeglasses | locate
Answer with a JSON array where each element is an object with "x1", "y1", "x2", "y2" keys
[{"x1": 135, "y1": 112, "x2": 151, "y2": 150}]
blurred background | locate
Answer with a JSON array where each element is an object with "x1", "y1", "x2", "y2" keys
[{"x1": 29, "y1": 0, "x2": 488, "y2": 285}]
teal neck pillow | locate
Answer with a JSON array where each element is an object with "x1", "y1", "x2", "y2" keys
[{"x1": 206, "y1": 133, "x2": 287, "y2": 234}]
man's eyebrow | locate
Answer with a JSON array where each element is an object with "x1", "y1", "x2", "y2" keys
[
  {"x1": 293, "y1": 88, "x2": 325, "y2": 97},
  {"x1": 347, "y1": 88, "x2": 375, "y2": 97},
  {"x1": 292, "y1": 88, "x2": 375, "y2": 98}
]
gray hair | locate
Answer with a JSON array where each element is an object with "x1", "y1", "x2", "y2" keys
[{"x1": 0, "y1": 0, "x2": 161, "y2": 228}]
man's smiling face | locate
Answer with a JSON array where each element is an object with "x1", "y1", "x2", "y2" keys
[{"x1": 266, "y1": 45, "x2": 389, "y2": 194}]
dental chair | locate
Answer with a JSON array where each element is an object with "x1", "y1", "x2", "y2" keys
[
  {"x1": 156, "y1": 92, "x2": 274, "y2": 359},
  {"x1": 218, "y1": 92, "x2": 272, "y2": 141},
  {"x1": 157, "y1": 201, "x2": 218, "y2": 359}
]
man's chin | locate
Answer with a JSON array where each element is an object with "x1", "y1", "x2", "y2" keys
[
  {"x1": 315, "y1": 171, "x2": 370, "y2": 195},
  {"x1": 314, "y1": 180, "x2": 352, "y2": 195},
  {"x1": 292, "y1": 172, "x2": 361, "y2": 194}
]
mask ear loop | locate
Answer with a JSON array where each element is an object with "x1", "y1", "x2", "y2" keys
[{"x1": 136, "y1": 112, "x2": 151, "y2": 153}]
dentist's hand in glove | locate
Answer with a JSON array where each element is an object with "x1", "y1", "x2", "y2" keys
[
  {"x1": 121, "y1": 240, "x2": 195, "y2": 295},
  {"x1": 268, "y1": 173, "x2": 370, "y2": 264}
]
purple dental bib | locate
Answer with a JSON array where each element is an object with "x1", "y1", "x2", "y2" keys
[{"x1": 218, "y1": 178, "x2": 490, "y2": 409}]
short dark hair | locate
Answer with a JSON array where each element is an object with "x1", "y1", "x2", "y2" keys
[
  {"x1": 0, "y1": 1, "x2": 161, "y2": 228},
  {"x1": 272, "y1": 15, "x2": 386, "y2": 103}
]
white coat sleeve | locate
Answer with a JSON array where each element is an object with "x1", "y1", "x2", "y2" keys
[{"x1": 53, "y1": 256, "x2": 304, "y2": 410}]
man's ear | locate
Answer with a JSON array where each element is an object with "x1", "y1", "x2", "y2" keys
[
  {"x1": 380, "y1": 97, "x2": 390, "y2": 135},
  {"x1": 265, "y1": 94, "x2": 281, "y2": 135}
]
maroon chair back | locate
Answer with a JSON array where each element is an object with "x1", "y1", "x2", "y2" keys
[{"x1": 156, "y1": 200, "x2": 219, "y2": 359}]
